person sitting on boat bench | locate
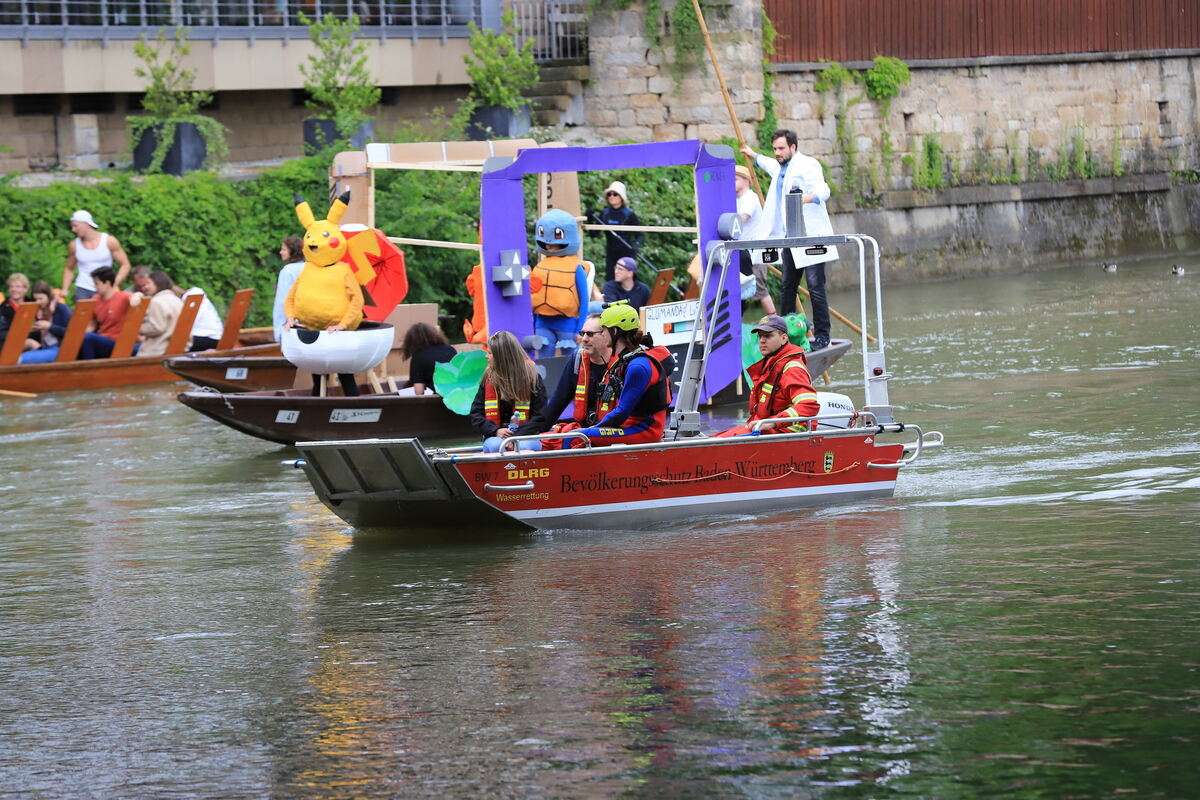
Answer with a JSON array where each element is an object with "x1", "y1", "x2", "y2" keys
[
  {"x1": 540, "y1": 313, "x2": 613, "y2": 450},
  {"x1": 577, "y1": 300, "x2": 675, "y2": 447},
  {"x1": 18, "y1": 280, "x2": 73, "y2": 364},
  {"x1": 77, "y1": 266, "x2": 131, "y2": 359},
  {"x1": 0, "y1": 272, "x2": 31, "y2": 350},
  {"x1": 469, "y1": 331, "x2": 550, "y2": 453},
  {"x1": 714, "y1": 314, "x2": 819, "y2": 438},
  {"x1": 396, "y1": 322, "x2": 456, "y2": 396}
]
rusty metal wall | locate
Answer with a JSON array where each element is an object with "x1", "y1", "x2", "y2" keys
[{"x1": 765, "y1": 0, "x2": 1200, "y2": 63}]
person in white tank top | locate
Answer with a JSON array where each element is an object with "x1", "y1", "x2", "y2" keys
[{"x1": 62, "y1": 210, "x2": 131, "y2": 303}]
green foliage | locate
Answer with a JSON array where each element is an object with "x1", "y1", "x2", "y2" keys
[
  {"x1": 863, "y1": 56, "x2": 911, "y2": 116},
  {"x1": 0, "y1": 147, "x2": 730, "y2": 335},
  {"x1": 666, "y1": 0, "x2": 706, "y2": 80},
  {"x1": 134, "y1": 28, "x2": 212, "y2": 119},
  {"x1": 905, "y1": 134, "x2": 946, "y2": 190},
  {"x1": 464, "y1": 9, "x2": 538, "y2": 111},
  {"x1": 299, "y1": 13, "x2": 381, "y2": 136},
  {"x1": 1110, "y1": 133, "x2": 1125, "y2": 177},
  {"x1": 757, "y1": 8, "x2": 778, "y2": 151},
  {"x1": 127, "y1": 27, "x2": 228, "y2": 172}
]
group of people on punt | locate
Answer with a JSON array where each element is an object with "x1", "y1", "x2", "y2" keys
[
  {"x1": 466, "y1": 306, "x2": 819, "y2": 453},
  {"x1": 0, "y1": 210, "x2": 224, "y2": 363}
]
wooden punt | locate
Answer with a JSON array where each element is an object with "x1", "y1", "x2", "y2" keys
[
  {"x1": 163, "y1": 355, "x2": 298, "y2": 393},
  {"x1": 0, "y1": 288, "x2": 281, "y2": 395},
  {"x1": 177, "y1": 385, "x2": 474, "y2": 446}
]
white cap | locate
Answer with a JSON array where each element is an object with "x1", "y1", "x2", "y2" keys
[
  {"x1": 603, "y1": 181, "x2": 628, "y2": 206},
  {"x1": 70, "y1": 209, "x2": 98, "y2": 228}
]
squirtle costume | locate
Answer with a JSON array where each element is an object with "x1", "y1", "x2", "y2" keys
[{"x1": 530, "y1": 209, "x2": 592, "y2": 358}]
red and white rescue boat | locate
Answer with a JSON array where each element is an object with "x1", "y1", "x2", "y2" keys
[{"x1": 289, "y1": 223, "x2": 942, "y2": 533}]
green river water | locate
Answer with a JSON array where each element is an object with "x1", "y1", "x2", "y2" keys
[{"x1": 1, "y1": 255, "x2": 1197, "y2": 798}]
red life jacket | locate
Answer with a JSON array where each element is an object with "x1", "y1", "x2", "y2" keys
[
  {"x1": 596, "y1": 345, "x2": 672, "y2": 420},
  {"x1": 747, "y1": 342, "x2": 817, "y2": 431},
  {"x1": 483, "y1": 380, "x2": 531, "y2": 427}
]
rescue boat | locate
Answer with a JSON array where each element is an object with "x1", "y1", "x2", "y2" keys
[{"x1": 286, "y1": 141, "x2": 941, "y2": 533}]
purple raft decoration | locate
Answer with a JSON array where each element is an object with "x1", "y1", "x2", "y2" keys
[{"x1": 479, "y1": 140, "x2": 739, "y2": 403}]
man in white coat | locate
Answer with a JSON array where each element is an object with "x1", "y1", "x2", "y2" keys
[{"x1": 741, "y1": 130, "x2": 837, "y2": 351}]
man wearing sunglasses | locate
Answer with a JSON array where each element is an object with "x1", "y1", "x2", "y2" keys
[{"x1": 539, "y1": 314, "x2": 614, "y2": 450}]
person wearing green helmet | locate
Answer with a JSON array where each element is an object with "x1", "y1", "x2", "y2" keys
[{"x1": 577, "y1": 300, "x2": 676, "y2": 447}]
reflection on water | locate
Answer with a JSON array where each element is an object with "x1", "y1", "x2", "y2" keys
[{"x1": 1, "y1": 256, "x2": 1197, "y2": 798}]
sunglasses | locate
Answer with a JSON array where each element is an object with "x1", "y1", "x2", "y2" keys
[{"x1": 580, "y1": 330, "x2": 603, "y2": 338}]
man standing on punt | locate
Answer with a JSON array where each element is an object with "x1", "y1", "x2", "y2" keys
[
  {"x1": 61, "y1": 210, "x2": 131, "y2": 302},
  {"x1": 741, "y1": 130, "x2": 838, "y2": 351}
]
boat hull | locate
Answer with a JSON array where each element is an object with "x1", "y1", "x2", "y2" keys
[
  {"x1": 164, "y1": 355, "x2": 297, "y2": 393},
  {"x1": 179, "y1": 388, "x2": 475, "y2": 446},
  {"x1": 295, "y1": 429, "x2": 904, "y2": 534},
  {"x1": 0, "y1": 343, "x2": 282, "y2": 395}
]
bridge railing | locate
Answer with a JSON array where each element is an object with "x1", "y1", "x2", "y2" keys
[{"x1": 0, "y1": 0, "x2": 494, "y2": 42}]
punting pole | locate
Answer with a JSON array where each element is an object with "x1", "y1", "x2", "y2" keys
[
  {"x1": 690, "y1": 0, "x2": 874, "y2": 344},
  {"x1": 690, "y1": 0, "x2": 763, "y2": 202},
  {"x1": 0, "y1": 388, "x2": 38, "y2": 398}
]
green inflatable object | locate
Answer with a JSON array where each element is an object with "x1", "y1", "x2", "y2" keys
[
  {"x1": 434, "y1": 349, "x2": 488, "y2": 416},
  {"x1": 740, "y1": 323, "x2": 760, "y2": 370},
  {"x1": 784, "y1": 312, "x2": 811, "y2": 351}
]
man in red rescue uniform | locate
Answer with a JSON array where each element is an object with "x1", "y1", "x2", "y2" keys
[{"x1": 715, "y1": 314, "x2": 820, "y2": 437}]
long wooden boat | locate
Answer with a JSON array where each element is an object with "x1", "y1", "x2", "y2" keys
[
  {"x1": 178, "y1": 384, "x2": 474, "y2": 446},
  {"x1": 0, "y1": 288, "x2": 282, "y2": 395},
  {"x1": 287, "y1": 141, "x2": 942, "y2": 534},
  {"x1": 164, "y1": 355, "x2": 298, "y2": 393}
]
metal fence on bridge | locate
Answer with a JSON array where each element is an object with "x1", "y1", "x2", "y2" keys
[{"x1": 0, "y1": 0, "x2": 490, "y2": 41}]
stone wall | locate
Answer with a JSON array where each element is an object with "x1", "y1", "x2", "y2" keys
[
  {"x1": 576, "y1": 0, "x2": 763, "y2": 143},
  {"x1": 829, "y1": 176, "x2": 1198, "y2": 287},
  {"x1": 570, "y1": 2, "x2": 1200, "y2": 195},
  {"x1": 771, "y1": 54, "x2": 1200, "y2": 196}
]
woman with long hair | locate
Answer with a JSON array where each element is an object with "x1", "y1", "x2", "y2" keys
[
  {"x1": 17, "y1": 280, "x2": 73, "y2": 364},
  {"x1": 578, "y1": 300, "x2": 675, "y2": 446},
  {"x1": 397, "y1": 322, "x2": 457, "y2": 396},
  {"x1": 136, "y1": 270, "x2": 184, "y2": 358},
  {"x1": 468, "y1": 331, "x2": 549, "y2": 453}
]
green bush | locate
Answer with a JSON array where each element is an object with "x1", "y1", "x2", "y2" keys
[{"x1": 0, "y1": 153, "x2": 719, "y2": 331}]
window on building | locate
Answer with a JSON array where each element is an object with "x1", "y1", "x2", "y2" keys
[
  {"x1": 14, "y1": 94, "x2": 61, "y2": 116},
  {"x1": 69, "y1": 94, "x2": 116, "y2": 115}
]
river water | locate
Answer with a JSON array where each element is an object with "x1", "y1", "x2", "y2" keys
[{"x1": 2, "y1": 255, "x2": 1197, "y2": 798}]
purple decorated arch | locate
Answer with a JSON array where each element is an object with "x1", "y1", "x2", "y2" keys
[{"x1": 479, "y1": 140, "x2": 740, "y2": 400}]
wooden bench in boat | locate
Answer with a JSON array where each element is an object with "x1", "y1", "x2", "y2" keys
[{"x1": 0, "y1": 287, "x2": 255, "y2": 366}]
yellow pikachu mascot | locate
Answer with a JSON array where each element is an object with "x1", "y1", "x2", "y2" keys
[{"x1": 284, "y1": 190, "x2": 364, "y2": 332}]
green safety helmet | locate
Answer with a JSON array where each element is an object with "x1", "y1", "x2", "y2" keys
[{"x1": 599, "y1": 299, "x2": 640, "y2": 331}]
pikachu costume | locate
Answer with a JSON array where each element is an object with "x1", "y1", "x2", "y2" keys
[{"x1": 284, "y1": 191, "x2": 364, "y2": 331}]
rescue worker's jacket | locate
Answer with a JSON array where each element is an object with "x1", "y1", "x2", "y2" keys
[
  {"x1": 483, "y1": 380, "x2": 530, "y2": 427},
  {"x1": 746, "y1": 342, "x2": 819, "y2": 432}
]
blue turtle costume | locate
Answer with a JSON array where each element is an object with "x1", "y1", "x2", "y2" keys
[{"x1": 530, "y1": 209, "x2": 593, "y2": 358}]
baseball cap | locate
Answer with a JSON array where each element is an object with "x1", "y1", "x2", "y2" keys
[
  {"x1": 70, "y1": 210, "x2": 98, "y2": 228},
  {"x1": 750, "y1": 314, "x2": 788, "y2": 334},
  {"x1": 615, "y1": 256, "x2": 637, "y2": 272}
]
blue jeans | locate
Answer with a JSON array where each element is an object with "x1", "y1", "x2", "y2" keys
[
  {"x1": 72, "y1": 286, "x2": 97, "y2": 303},
  {"x1": 483, "y1": 436, "x2": 543, "y2": 453},
  {"x1": 19, "y1": 346, "x2": 59, "y2": 364}
]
